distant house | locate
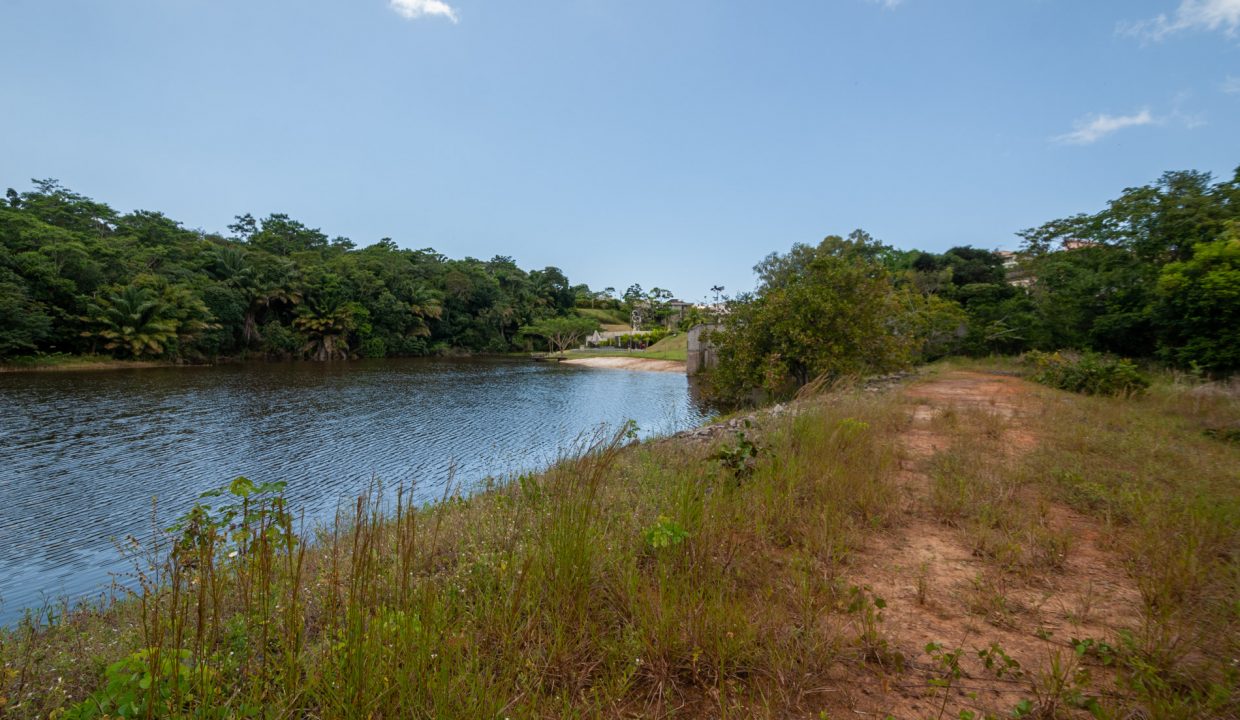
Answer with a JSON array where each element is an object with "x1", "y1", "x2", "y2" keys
[
  {"x1": 664, "y1": 299, "x2": 692, "y2": 329},
  {"x1": 997, "y1": 240, "x2": 1099, "y2": 290},
  {"x1": 997, "y1": 251, "x2": 1033, "y2": 288}
]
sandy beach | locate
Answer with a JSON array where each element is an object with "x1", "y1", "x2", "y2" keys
[{"x1": 559, "y1": 356, "x2": 686, "y2": 372}]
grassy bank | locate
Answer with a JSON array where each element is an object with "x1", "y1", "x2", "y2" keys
[
  {"x1": 574, "y1": 307, "x2": 632, "y2": 330},
  {"x1": 569, "y1": 333, "x2": 688, "y2": 362},
  {"x1": 0, "y1": 354, "x2": 184, "y2": 373},
  {"x1": 2, "y1": 364, "x2": 1237, "y2": 718}
]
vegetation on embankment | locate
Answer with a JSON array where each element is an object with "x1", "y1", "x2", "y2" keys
[
  {"x1": 566, "y1": 332, "x2": 688, "y2": 363},
  {"x1": 702, "y1": 166, "x2": 1240, "y2": 404},
  {"x1": 574, "y1": 306, "x2": 631, "y2": 329},
  {"x1": 0, "y1": 353, "x2": 182, "y2": 372},
  {"x1": 3, "y1": 364, "x2": 1237, "y2": 718}
]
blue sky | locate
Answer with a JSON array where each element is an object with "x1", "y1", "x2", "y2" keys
[{"x1": 2, "y1": 0, "x2": 1237, "y2": 301}]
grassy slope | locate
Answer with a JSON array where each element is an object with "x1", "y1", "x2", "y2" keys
[
  {"x1": 568, "y1": 333, "x2": 688, "y2": 362},
  {"x1": 575, "y1": 307, "x2": 630, "y2": 328},
  {"x1": 3, "y1": 363, "x2": 1237, "y2": 718}
]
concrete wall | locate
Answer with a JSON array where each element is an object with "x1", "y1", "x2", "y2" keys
[{"x1": 686, "y1": 323, "x2": 722, "y2": 375}]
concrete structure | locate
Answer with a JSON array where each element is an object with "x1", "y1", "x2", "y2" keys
[
  {"x1": 686, "y1": 323, "x2": 722, "y2": 375},
  {"x1": 585, "y1": 330, "x2": 630, "y2": 347}
]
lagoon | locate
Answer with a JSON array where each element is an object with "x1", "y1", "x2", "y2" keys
[{"x1": 0, "y1": 358, "x2": 710, "y2": 624}]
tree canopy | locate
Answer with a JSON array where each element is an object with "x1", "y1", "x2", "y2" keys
[
  {"x1": 0, "y1": 180, "x2": 604, "y2": 361},
  {"x1": 708, "y1": 165, "x2": 1240, "y2": 402}
]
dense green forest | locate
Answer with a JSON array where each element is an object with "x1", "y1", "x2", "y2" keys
[
  {"x1": 710, "y1": 167, "x2": 1240, "y2": 401},
  {"x1": 4, "y1": 167, "x2": 1238, "y2": 387},
  {"x1": 0, "y1": 180, "x2": 636, "y2": 361}
]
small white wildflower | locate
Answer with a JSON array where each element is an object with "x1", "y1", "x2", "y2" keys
[{"x1": 228, "y1": 550, "x2": 238, "y2": 558}]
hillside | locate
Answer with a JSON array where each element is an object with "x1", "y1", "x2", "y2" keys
[
  {"x1": 4, "y1": 362, "x2": 1237, "y2": 718},
  {"x1": 574, "y1": 307, "x2": 632, "y2": 332}
]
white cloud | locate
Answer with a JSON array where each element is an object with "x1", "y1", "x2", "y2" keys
[
  {"x1": 1224, "y1": 75, "x2": 1240, "y2": 93},
  {"x1": 389, "y1": 0, "x2": 459, "y2": 23},
  {"x1": 1054, "y1": 110, "x2": 1155, "y2": 145},
  {"x1": 1122, "y1": 0, "x2": 1240, "y2": 41},
  {"x1": 867, "y1": 0, "x2": 904, "y2": 9}
]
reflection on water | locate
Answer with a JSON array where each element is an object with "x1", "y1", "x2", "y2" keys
[{"x1": 0, "y1": 358, "x2": 710, "y2": 623}]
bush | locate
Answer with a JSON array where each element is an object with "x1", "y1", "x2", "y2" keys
[
  {"x1": 359, "y1": 336, "x2": 387, "y2": 358},
  {"x1": 1023, "y1": 350, "x2": 1150, "y2": 396},
  {"x1": 259, "y1": 320, "x2": 299, "y2": 358},
  {"x1": 598, "y1": 329, "x2": 668, "y2": 349}
]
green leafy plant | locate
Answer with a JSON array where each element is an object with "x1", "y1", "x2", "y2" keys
[
  {"x1": 835, "y1": 417, "x2": 870, "y2": 441},
  {"x1": 977, "y1": 642, "x2": 1024, "y2": 679},
  {"x1": 710, "y1": 420, "x2": 766, "y2": 481},
  {"x1": 61, "y1": 649, "x2": 220, "y2": 719},
  {"x1": 846, "y1": 585, "x2": 899, "y2": 668},
  {"x1": 1070, "y1": 637, "x2": 1116, "y2": 667},
  {"x1": 642, "y1": 516, "x2": 688, "y2": 549}
]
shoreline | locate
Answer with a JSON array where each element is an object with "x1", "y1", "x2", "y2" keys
[
  {"x1": 1, "y1": 352, "x2": 687, "y2": 375},
  {"x1": 0, "y1": 359, "x2": 188, "y2": 374},
  {"x1": 558, "y1": 356, "x2": 686, "y2": 373}
]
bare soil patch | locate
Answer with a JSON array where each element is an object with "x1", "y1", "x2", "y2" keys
[{"x1": 839, "y1": 371, "x2": 1142, "y2": 719}]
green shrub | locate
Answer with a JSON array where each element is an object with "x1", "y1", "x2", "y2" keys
[
  {"x1": 359, "y1": 336, "x2": 387, "y2": 358},
  {"x1": 61, "y1": 649, "x2": 224, "y2": 719},
  {"x1": 1023, "y1": 350, "x2": 1150, "y2": 397},
  {"x1": 259, "y1": 319, "x2": 299, "y2": 358},
  {"x1": 642, "y1": 516, "x2": 689, "y2": 549}
]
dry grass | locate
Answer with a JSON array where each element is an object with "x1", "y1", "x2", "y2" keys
[{"x1": 2, "y1": 364, "x2": 1237, "y2": 719}]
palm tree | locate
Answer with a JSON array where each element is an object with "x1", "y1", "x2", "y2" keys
[
  {"x1": 210, "y1": 248, "x2": 303, "y2": 346},
  {"x1": 81, "y1": 285, "x2": 178, "y2": 358},
  {"x1": 210, "y1": 246, "x2": 263, "y2": 344},
  {"x1": 404, "y1": 284, "x2": 443, "y2": 338},
  {"x1": 293, "y1": 297, "x2": 360, "y2": 361}
]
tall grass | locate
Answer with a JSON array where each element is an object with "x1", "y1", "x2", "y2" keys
[
  {"x1": 2, "y1": 394, "x2": 903, "y2": 718},
  {"x1": 1018, "y1": 379, "x2": 1240, "y2": 717},
  {"x1": 5, "y1": 369, "x2": 1236, "y2": 718}
]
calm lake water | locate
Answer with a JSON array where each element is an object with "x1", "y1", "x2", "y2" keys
[{"x1": 0, "y1": 358, "x2": 711, "y2": 624}]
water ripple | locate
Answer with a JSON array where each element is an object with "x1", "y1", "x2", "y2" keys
[{"x1": 0, "y1": 358, "x2": 710, "y2": 624}]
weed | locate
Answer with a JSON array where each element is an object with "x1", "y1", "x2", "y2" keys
[
  {"x1": 710, "y1": 420, "x2": 766, "y2": 481},
  {"x1": 966, "y1": 572, "x2": 1019, "y2": 628},
  {"x1": 915, "y1": 562, "x2": 930, "y2": 606},
  {"x1": 845, "y1": 585, "x2": 901, "y2": 669},
  {"x1": 642, "y1": 516, "x2": 689, "y2": 550},
  {"x1": 924, "y1": 641, "x2": 967, "y2": 720},
  {"x1": 976, "y1": 642, "x2": 1023, "y2": 680}
]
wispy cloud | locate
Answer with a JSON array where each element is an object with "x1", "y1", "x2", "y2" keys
[
  {"x1": 389, "y1": 0, "x2": 459, "y2": 23},
  {"x1": 1054, "y1": 110, "x2": 1155, "y2": 145},
  {"x1": 867, "y1": 0, "x2": 904, "y2": 9},
  {"x1": 1224, "y1": 75, "x2": 1240, "y2": 93},
  {"x1": 1169, "y1": 91, "x2": 1208, "y2": 128},
  {"x1": 1121, "y1": 0, "x2": 1240, "y2": 41}
]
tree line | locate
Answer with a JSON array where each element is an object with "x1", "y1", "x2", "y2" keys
[
  {"x1": 0, "y1": 180, "x2": 644, "y2": 361},
  {"x1": 5, "y1": 166, "x2": 1236, "y2": 383},
  {"x1": 709, "y1": 166, "x2": 1240, "y2": 402}
]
